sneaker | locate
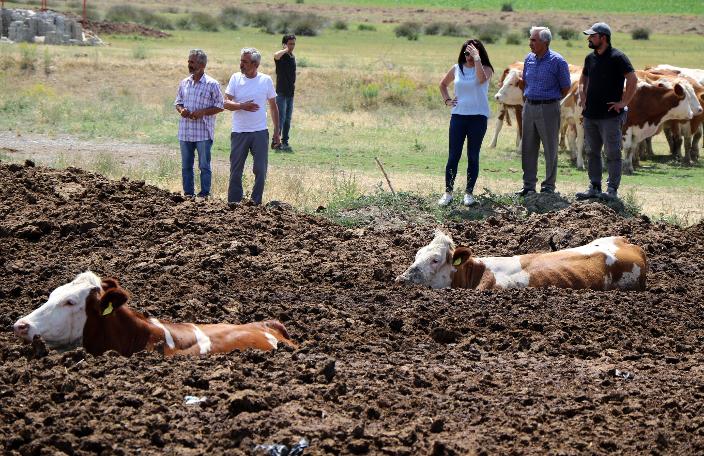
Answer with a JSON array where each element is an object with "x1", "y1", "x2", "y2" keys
[
  {"x1": 575, "y1": 184, "x2": 602, "y2": 200},
  {"x1": 463, "y1": 193, "x2": 477, "y2": 206},
  {"x1": 437, "y1": 192, "x2": 453, "y2": 206},
  {"x1": 601, "y1": 188, "x2": 619, "y2": 201},
  {"x1": 281, "y1": 143, "x2": 292, "y2": 152},
  {"x1": 514, "y1": 188, "x2": 536, "y2": 197}
]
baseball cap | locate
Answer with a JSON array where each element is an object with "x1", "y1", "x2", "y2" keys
[{"x1": 583, "y1": 22, "x2": 611, "y2": 36}]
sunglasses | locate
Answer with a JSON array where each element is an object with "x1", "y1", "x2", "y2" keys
[{"x1": 464, "y1": 51, "x2": 471, "y2": 56}]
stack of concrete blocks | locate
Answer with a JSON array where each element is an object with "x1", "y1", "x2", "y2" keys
[{"x1": 0, "y1": 8, "x2": 97, "y2": 45}]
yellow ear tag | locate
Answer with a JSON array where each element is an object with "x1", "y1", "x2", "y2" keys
[
  {"x1": 453, "y1": 257, "x2": 462, "y2": 266},
  {"x1": 102, "y1": 302, "x2": 114, "y2": 316}
]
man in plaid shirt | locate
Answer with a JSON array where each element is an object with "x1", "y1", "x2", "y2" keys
[{"x1": 175, "y1": 49, "x2": 224, "y2": 198}]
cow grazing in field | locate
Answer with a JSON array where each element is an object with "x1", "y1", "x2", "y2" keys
[
  {"x1": 648, "y1": 64, "x2": 704, "y2": 85},
  {"x1": 622, "y1": 79, "x2": 698, "y2": 174},
  {"x1": 395, "y1": 230, "x2": 647, "y2": 291},
  {"x1": 559, "y1": 79, "x2": 586, "y2": 169},
  {"x1": 13, "y1": 272, "x2": 297, "y2": 356}
]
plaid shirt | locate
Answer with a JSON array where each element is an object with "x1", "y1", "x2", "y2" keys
[
  {"x1": 175, "y1": 73, "x2": 224, "y2": 141},
  {"x1": 523, "y1": 49, "x2": 571, "y2": 101}
]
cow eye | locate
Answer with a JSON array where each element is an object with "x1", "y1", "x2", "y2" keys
[
  {"x1": 432, "y1": 258, "x2": 439, "y2": 264},
  {"x1": 65, "y1": 300, "x2": 75, "y2": 307}
]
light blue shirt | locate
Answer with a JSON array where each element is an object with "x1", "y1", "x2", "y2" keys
[{"x1": 451, "y1": 64, "x2": 491, "y2": 118}]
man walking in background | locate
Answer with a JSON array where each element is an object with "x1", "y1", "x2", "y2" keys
[
  {"x1": 224, "y1": 48, "x2": 280, "y2": 205},
  {"x1": 516, "y1": 26, "x2": 572, "y2": 196},
  {"x1": 273, "y1": 34, "x2": 297, "y2": 152},
  {"x1": 576, "y1": 22, "x2": 637, "y2": 201},
  {"x1": 174, "y1": 49, "x2": 224, "y2": 199}
]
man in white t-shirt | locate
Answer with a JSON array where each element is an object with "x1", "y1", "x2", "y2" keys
[{"x1": 224, "y1": 48, "x2": 280, "y2": 204}]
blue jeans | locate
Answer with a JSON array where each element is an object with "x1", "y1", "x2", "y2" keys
[
  {"x1": 446, "y1": 114, "x2": 488, "y2": 193},
  {"x1": 276, "y1": 95, "x2": 294, "y2": 144},
  {"x1": 180, "y1": 139, "x2": 212, "y2": 196}
]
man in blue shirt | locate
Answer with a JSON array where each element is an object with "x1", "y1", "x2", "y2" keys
[{"x1": 516, "y1": 26, "x2": 572, "y2": 196}]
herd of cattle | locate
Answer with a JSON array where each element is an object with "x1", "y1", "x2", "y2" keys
[
  {"x1": 14, "y1": 233, "x2": 647, "y2": 357},
  {"x1": 491, "y1": 63, "x2": 704, "y2": 174}
]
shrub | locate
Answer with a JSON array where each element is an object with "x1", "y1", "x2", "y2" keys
[
  {"x1": 358, "y1": 23, "x2": 376, "y2": 31},
  {"x1": 505, "y1": 32, "x2": 522, "y2": 45},
  {"x1": 360, "y1": 82, "x2": 379, "y2": 108},
  {"x1": 131, "y1": 44, "x2": 148, "y2": 60},
  {"x1": 558, "y1": 27, "x2": 578, "y2": 40},
  {"x1": 383, "y1": 76, "x2": 416, "y2": 106},
  {"x1": 176, "y1": 12, "x2": 219, "y2": 31},
  {"x1": 632, "y1": 27, "x2": 650, "y2": 40},
  {"x1": 105, "y1": 5, "x2": 173, "y2": 30},
  {"x1": 220, "y1": 6, "x2": 246, "y2": 30},
  {"x1": 424, "y1": 22, "x2": 441, "y2": 36},
  {"x1": 248, "y1": 11, "x2": 276, "y2": 29},
  {"x1": 19, "y1": 43, "x2": 36, "y2": 72},
  {"x1": 441, "y1": 23, "x2": 465, "y2": 37},
  {"x1": 394, "y1": 22, "x2": 421, "y2": 41},
  {"x1": 501, "y1": 3, "x2": 514, "y2": 12},
  {"x1": 332, "y1": 19, "x2": 348, "y2": 30},
  {"x1": 473, "y1": 22, "x2": 507, "y2": 44},
  {"x1": 272, "y1": 13, "x2": 325, "y2": 36}
]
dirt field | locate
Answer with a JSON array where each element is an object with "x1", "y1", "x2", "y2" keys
[{"x1": 1, "y1": 161, "x2": 703, "y2": 455}]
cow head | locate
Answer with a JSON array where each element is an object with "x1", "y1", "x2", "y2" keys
[
  {"x1": 13, "y1": 271, "x2": 102, "y2": 348},
  {"x1": 494, "y1": 68, "x2": 525, "y2": 105},
  {"x1": 395, "y1": 229, "x2": 456, "y2": 288}
]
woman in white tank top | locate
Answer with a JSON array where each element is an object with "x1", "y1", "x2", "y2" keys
[{"x1": 438, "y1": 39, "x2": 494, "y2": 207}]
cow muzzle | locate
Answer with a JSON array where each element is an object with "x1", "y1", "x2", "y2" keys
[{"x1": 13, "y1": 320, "x2": 31, "y2": 341}]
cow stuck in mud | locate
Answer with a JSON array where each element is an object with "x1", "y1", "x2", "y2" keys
[
  {"x1": 13, "y1": 272, "x2": 297, "y2": 356},
  {"x1": 396, "y1": 230, "x2": 647, "y2": 291}
]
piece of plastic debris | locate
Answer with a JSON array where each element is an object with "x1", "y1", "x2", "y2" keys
[
  {"x1": 254, "y1": 438, "x2": 309, "y2": 456},
  {"x1": 184, "y1": 395, "x2": 207, "y2": 405},
  {"x1": 611, "y1": 369, "x2": 635, "y2": 380}
]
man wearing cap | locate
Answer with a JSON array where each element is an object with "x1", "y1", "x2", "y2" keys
[
  {"x1": 515, "y1": 26, "x2": 572, "y2": 197},
  {"x1": 576, "y1": 22, "x2": 637, "y2": 201}
]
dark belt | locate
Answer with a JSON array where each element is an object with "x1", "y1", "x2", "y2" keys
[{"x1": 526, "y1": 98, "x2": 559, "y2": 105}]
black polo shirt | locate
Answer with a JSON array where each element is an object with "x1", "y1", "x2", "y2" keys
[
  {"x1": 582, "y1": 46, "x2": 634, "y2": 119},
  {"x1": 275, "y1": 53, "x2": 296, "y2": 97}
]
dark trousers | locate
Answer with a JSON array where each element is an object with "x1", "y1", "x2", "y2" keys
[
  {"x1": 583, "y1": 111, "x2": 626, "y2": 191},
  {"x1": 228, "y1": 130, "x2": 269, "y2": 204},
  {"x1": 445, "y1": 114, "x2": 487, "y2": 193}
]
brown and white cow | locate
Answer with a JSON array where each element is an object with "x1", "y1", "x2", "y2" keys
[
  {"x1": 13, "y1": 272, "x2": 297, "y2": 356},
  {"x1": 490, "y1": 62, "x2": 524, "y2": 149},
  {"x1": 621, "y1": 79, "x2": 698, "y2": 174},
  {"x1": 395, "y1": 230, "x2": 647, "y2": 291}
]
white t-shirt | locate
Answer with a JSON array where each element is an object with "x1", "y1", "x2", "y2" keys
[
  {"x1": 451, "y1": 64, "x2": 491, "y2": 118},
  {"x1": 225, "y1": 72, "x2": 277, "y2": 132}
]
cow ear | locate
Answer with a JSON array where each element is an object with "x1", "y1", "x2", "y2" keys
[
  {"x1": 101, "y1": 278, "x2": 119, "y2": 291},
  {"x1": 518, "y1": 78, "x2": 525, "y2": 91},
  {"x1": 673, "y1": 83, "x2": 685, "y2": 99},
  {"x1": 99, "y1": 288, "x2": 129, "y2": 316},
  {"x1": 452, "y1": 247, "x2": 473, "y2": 266}
]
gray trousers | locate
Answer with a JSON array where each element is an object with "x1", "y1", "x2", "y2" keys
[
  {"x1": 583, "y1": 111, "x2": 626, "y2": 191},
  {"x1": 521, "y1": 101, "x2": 561, "y2": 191},
  {"x1": 228, "y1": 130, "x2": 269, "y2": 204}
]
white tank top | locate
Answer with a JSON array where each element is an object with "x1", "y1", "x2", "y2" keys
[{"x1": 451, "y1": 64, "x2": 491, "y2": 118}]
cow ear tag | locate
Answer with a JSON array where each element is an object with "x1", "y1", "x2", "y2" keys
[
  {"x1": 453, "y1": 257, "x2": 462, "y2": 266},
  {"x1": 102, "y1": 302, "x2": 114, "y2": 316}
]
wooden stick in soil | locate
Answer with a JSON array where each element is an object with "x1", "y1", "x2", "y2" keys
[{"x1": 374, "y1": 157, "x2": 396, "y2": 196}]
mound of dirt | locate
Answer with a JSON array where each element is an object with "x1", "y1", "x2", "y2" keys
[{"x1": 1, "y1": 161, "x2": 703, "y2": 455}]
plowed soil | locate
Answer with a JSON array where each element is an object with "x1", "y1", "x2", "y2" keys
[{"x1": 1, "y1": 161, "x2": 703, "y2": 455}]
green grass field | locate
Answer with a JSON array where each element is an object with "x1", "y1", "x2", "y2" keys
[{"x1": 1, "y1": 2, "x2": 703, "y2": 224}]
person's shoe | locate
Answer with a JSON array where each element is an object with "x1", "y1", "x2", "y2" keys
[
  {"x1": 271, "y1": 141, "x2": 282, "y2": 151},
  {"x1": 575, "y1": 184, "x2": 602, "y2": 200},
  {"x1": 601, "y1": 188, "x2": 619, "y2": 201},
  {"x1": 463, "y1": 193, "x2": 477, "y2": 206},
  {"x1": 281, "y1": 143, "x2": 292, "y2": 152},
  {"x1": 514, "y1": 188, "x2": 536, "y2": 197},
  {"x1": 437, "y1": 192, "x2": 453, "y2": 206},
  {"x1": 540, "y1": 187, "x2": 555, "y2": 194},
  {"x1": 184, "y1": 193, "x2": 195, "y2": 200}
]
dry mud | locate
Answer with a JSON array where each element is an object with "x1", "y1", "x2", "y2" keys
[{"x1": 1, "y1": 161, "x2": 703, "y2": 455}]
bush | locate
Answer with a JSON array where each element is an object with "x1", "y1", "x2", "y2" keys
[
  {"x1": 473, "y1": 22, "x2": 507, "y2": 44},
  {"x1": 220, "y1": 6, "x2": 246, "y2": 30},
  {"x1": 424, "y1": 22, "x2": 441, "y2": 36},
  {"x1": 505, "y1": 32, "x2": 522, "y2": 45},
  {"x1": 332, "y1": 19, "x2": 348, "y2": 30},
  {"x1": 632, "y1": 27, "x2": 650, "y2": 40},
  {"x1": 176, "y1": 12, "x2": 219, "y2": 32},
  {"x1": 501, "y1": 3, "x2": 514, "y2": 12},
  {"x1": 358, "y1": 23, "x2": 376, "y2": 31},
  {"x1": 271, "y1": 12, "x2": 325, "y2": 36},
  {"x1": 131, "y1": 44, "x2": 148, "y2": 60},
  {"x1": 394, "y1": 22, "x2": 421, "y2": 41},
  {"x1": 105, "y1": 5, "x2": 173, "y2": 30},
  {"x1": 558, "y1": 27, "x2": 578, "y2": 40},
  {"x1": 360, "y1": 82, "x2": 379, "y2": 108},
  {"x1": 383, "y1": 76, "x2": 416, "y2": 106},
  {"x1": 441, "y1": 23, "x2": 465, "y2": 37}
]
